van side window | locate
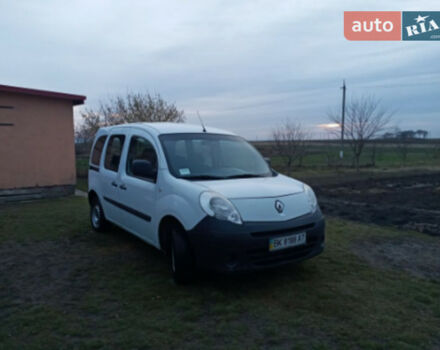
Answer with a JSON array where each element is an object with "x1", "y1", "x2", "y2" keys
[
  {"x1": 126, "y1": 136, "x2": 158, "y2": 182},
  {"x1": 104, "y1": 135, "x2": 126, "y2": 172},
  {"x1": 91, "y1": 135, "x2": 107, "y2": 166}
]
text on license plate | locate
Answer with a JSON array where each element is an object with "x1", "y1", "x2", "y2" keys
[{"x1": 269, "y1": 232, "x2": 306, "y2": 252}]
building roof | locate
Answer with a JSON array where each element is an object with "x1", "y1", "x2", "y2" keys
[
  {"x1": 0, "y1": 84, "x2": 86, "y2": 106},
  {"x1": 101, "y1": 122, "x2": 236, "y2": 136}
]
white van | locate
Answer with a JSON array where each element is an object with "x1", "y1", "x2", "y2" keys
[{"x1": 88, "y1": 123, "x2": 325, "y2": 283}]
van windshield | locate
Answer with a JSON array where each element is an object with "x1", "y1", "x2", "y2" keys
[{"x1": 159, "y1": 133, "x2": 272, "y2": 180}]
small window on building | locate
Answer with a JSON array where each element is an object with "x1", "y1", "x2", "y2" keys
[
  {"x1": 104, "y1": 135, "x2": 126, "y2": 172},
  {"x1": 126, "y1": 136, "x2": 158, "y2": 181},
  {"x1": 91, "y1": 135, "x2": 107, "y2": 166}
]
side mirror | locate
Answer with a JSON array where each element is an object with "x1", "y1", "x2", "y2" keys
[
  {"x1": 132, "y1": 159, "x2": 156, "y2": 180},
  {"x1": 264, "y1": 157, "x2": 271, "y2": 168}
]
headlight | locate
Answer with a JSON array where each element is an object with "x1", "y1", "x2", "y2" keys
[
  {"x1": 304, "y1": 184, "x2": 318, "y2": 213},
  {"x1": 199, "y1": 192, "x2": 242, "y2": 225}
]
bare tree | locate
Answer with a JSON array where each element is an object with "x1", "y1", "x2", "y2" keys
[
  {"x1": 75, "y1": 92, "x2": 185, "y2": 143},
  {"x1": 328, "y1": 95, "x2": 393, "y2": 171},
  {"x1": 272, "y1": 120, "x2": 308, "y2": 172},
  {"x1": 75, "y1": 110, "x2": 102, "y2": 144}
]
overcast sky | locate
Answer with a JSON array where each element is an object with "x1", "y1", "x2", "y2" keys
[{"x1": 1, "y1": 0, "x2": 439, "y2": 139}]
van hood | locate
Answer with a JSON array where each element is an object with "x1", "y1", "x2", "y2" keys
[
  {"x1": 194, "y1": 174, "x2": 311, "y2": 222},
  {"x1": 194, "y1": 174, "x2": 304, "y2": 199}
]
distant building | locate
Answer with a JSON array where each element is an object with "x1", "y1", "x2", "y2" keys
[{"x1": 0, "y1": 84, "x2": 86, "y2": 202}]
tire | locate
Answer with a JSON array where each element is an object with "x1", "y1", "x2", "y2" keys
[
  {"x1": 170, "y1": 227, "x2": 195, "y2": 284},
  {"x1": 90, "y1": 197, "x2": 108, "y2": 232}
]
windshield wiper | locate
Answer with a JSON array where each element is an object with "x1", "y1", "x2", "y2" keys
[
  {"x1": 224, "y1": 173, "x2": 267, "y2": 179},
  {"x1": 183, "y1": 175, "x2": 225, "y2": 180}
]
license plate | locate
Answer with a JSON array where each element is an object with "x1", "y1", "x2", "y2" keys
[{"x1": 269, "y1": 232, "x2": 306, "y2": 252}]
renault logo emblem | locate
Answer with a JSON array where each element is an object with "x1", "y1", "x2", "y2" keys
[{"x1": 275, "y1": 200, "x2": 284, "y2": 213}]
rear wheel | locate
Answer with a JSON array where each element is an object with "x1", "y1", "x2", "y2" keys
[
  {"x1": 90, "y1": 198, "x2": 108, "y2": 232},
  {"x1": 170, "y1": 226, "x2": 195, "y2": 284}
]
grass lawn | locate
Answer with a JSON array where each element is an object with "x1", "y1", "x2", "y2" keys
[
  {"x1": 0, "y1": 197, "x2": 439, "y2": 349},
  {"x1": 256, "y1": 142, "x2": 440, "y2": 170}
]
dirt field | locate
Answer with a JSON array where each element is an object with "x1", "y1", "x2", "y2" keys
[{"x1": 315, "y1": 172, "x2": 440, "y2": 236}]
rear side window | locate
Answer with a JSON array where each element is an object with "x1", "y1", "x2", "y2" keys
[
  {"x1": 91, "y1": 135, "x2": 107, "y2": 166},
  {"x1": 126, "y1": 136, "x2": 158, "y2": 181},
  {"x1": 104, "y1": 135, "x2": 126, "y2": 172}
]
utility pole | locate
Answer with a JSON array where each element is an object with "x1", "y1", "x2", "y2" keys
[{"x1": 339, "y1": 80, "x2": 346, "y2": 160}]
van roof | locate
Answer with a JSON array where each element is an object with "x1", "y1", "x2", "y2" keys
[{"x1": 100, "y1": 122, "x2": 236, "y2": 136}]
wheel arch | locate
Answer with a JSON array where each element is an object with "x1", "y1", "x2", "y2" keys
[
  {"x1": 158, "y1": 215, "x2": 186, "y2": 255},
  {"x1": 88, "y1": 190, "x2": 99, "y2": 206}
]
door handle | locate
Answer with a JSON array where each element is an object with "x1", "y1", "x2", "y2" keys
[
  {"x1": 119, "y1": 184, "x2": 127, "y2": 190},
  {"x1": 111, "y1": 181, "x2": 118, "y2": 187}
]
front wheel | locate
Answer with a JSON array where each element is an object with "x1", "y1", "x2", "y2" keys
[{"x1": 170, "y1": 227, "x2": 195, "y2": 284}]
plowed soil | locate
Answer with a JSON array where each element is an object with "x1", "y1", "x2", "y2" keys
[{"x1": 315, "y1": 173, "x2": 440, "y2": 235}]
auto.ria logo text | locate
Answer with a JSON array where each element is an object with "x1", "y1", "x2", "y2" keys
[{"x1": 344, "y1": 11, "x2": 440, "y2": 41}]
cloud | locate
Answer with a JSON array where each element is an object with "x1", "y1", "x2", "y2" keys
[{"x1": 1, "y1": 0, "x2": 439, "y2": 138}]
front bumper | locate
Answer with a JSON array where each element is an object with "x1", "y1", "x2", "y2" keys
[{"x1": 186, "y1": 209, "x2": 325, "y2": 273}]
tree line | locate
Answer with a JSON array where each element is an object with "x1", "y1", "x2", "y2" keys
[{"x1": 383, "y1": 129, "x2": 429, "y2": 139}]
